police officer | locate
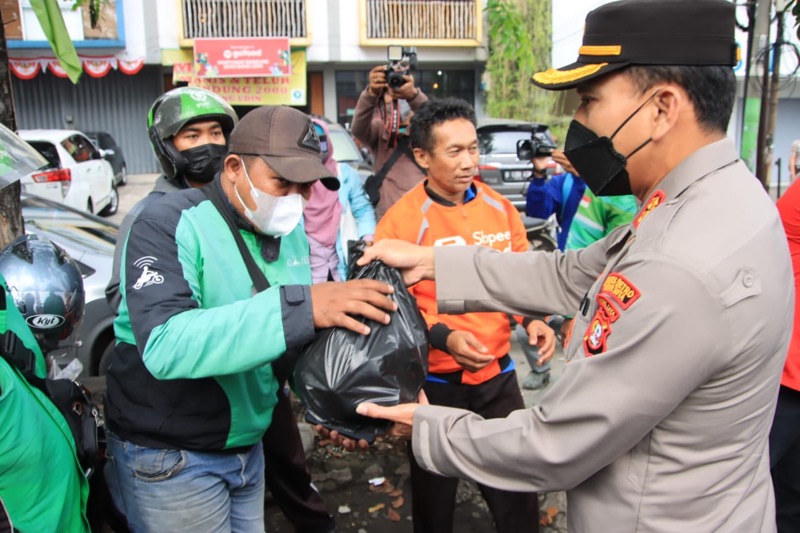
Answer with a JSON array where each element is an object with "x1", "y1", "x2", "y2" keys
[{"x1": 353, "y1": 0, "x2": 793, "y2": 530}]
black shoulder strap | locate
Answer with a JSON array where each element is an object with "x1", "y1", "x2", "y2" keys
[
  {"x1": 202, "y1": 184, "x2": 270, "y2": 293},
  {"x1": 374, "y1": 136, "x2": 410, "y2": 182}
]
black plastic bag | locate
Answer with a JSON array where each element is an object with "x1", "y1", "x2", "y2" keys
[{"x1": 293, "y1": 241, "x2": 428, "y2": 443}]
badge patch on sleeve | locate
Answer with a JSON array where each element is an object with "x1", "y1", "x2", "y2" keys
[
  {"x1": 633, "y1": 190, "x2": 665, "y2": 228},
  {"x1": 584, "y1": 309, "x2": 612, "y2": 356},
  {"x1": 596, "y1": 294, "x2": 621, "y2": 322},
  {"x1": 600, "y1": 273, "x2": 641, "y2": 310}
]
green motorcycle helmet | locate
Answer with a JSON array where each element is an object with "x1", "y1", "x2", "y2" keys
[{"x1": 147, "y1": 87, "x2": 238, "y2": 184}]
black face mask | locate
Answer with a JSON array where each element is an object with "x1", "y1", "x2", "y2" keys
[
  {"x1": 179, "y1": 143, "x2": 228, "y2": 183},
  {"x1": 563, "y1": 91, "x2": 658, "y2": 197}
]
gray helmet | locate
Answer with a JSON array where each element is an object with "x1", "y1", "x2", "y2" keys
[
  {"x1": 147, "y1": 87, "x2": 238, "y2": 183},
  {"x1": 0, "y1": 235, "x2": 85, "y2": 355}
]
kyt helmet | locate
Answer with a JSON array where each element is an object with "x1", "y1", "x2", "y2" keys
[
  {"x1": 147, "y1": 87, "x2": 238, "y2": 184},
  {"x1": 0, "y1": 235, "x2": 85, "y2": 355}
]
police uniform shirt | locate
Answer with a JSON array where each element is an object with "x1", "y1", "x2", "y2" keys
[{"x1": 411, "y1": 138, "x2": 792, "y2": 532}]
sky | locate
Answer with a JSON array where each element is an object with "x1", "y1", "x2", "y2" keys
[
  {"x1": 550, "y1": 0, "x2": 798, "y2": 78},
  {"x1": 552, "y1": 0, "x2": 608, "y2": 68}
]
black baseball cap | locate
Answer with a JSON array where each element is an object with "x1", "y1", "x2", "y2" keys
[
  {"x1": 532, "y1": 0, "x2": 739, "y2": 91},
  {"x1": 229, "y1": 106, "x2": 339, "y2": 190}
]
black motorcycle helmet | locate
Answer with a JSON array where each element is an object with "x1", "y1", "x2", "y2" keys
[
  {"x1": 0, "y1": 235, "x2": 85, "y2": 355},
  {"x1": 147, "y1": 87, "x2": 238, "y2": 184}
]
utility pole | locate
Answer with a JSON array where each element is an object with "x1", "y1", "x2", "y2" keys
[
  {"x1": 738, "y1": 0, "x2": 757, "y2": 153},
  {"x1": 0, "y1": 9, "x2": 25, "y2": 249},
  {"x1": 762, "y1": 2, "x2": 788, "y2": 192},
  {"x1": 752, "y1": 0, "x2": 772, "y2": 187}
]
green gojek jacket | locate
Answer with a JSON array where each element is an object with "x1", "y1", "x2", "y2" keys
[
  {"x1": 105, "y1": 178, "x2": 317, "y2": 451},
  {"x1": 0, "y1": 275, "x2": 89, "y2": 533}
]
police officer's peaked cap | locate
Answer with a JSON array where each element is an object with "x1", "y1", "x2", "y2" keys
[{"x1": 532, "y1": 0, "x2": 739, "y2": 91}]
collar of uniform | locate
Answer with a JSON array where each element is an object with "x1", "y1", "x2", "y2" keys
[{"x1": 647, "y1": 137, "x2": 738, "y2": 204}]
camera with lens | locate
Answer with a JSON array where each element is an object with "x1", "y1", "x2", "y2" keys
[
  {"x1": 384, "y1": 45, "x2": 418, "y2": 90},
  {"x1": 516, "y1": 130, "x2": 557, "y2": 160}
]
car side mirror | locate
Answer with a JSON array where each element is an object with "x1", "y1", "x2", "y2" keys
[{"x1": 100, "y1": 148, "x2": 115, "y2": 157}]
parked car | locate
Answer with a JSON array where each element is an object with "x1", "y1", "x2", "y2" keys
[
  {"x1": 18, "y1": 129, "x2": 119, "y2": 217},
  {"x1": 476, "y1": 118, "x2": 557, "y2": 211},
  {"x1": 327, "y1": 122, "x2": 373, "y2": 183},
  {"x1": 21, "y1": 193, "x2": 118, "y2": 377},
  {"x1": 86, "y1": 131, "x2": 127, "y2": 186}
]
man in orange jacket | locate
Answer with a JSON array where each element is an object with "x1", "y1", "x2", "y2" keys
[{"x1": 375, "y1": 98, "x2": 555, "y2": 532}]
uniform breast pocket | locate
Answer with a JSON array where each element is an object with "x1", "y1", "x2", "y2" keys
[{"x1": 626, "y1": 434, "x2": 652, "y2": 492}]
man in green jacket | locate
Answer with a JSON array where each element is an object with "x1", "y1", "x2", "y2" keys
[
  {"x1": 104, "y1": 105, "x2": 396, "y2": 532},
  {"x1": 0, "y1": 275, "x2": 90, "y2": 533}
]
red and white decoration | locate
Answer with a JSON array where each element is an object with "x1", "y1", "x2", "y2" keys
[
  {"x1": 8, "y1": 55, "x2": 146, "y2": 80},
  {"x1": 47, "y1": 60, "x2": 69, "y2": 78},
  {"x1": 8, "y1": 59, "x2": 41, "y2": 80},
  {"x1": 82, "y1": 56, "x2": 116, "y2": 78},
  {"x1": 118, "y1": 57, "x2": 144, "y2": 75}
]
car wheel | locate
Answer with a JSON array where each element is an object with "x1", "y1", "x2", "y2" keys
[
  {"x1": 99, "y1": 184, "x2": 119, "y2": 216},
  {"x1": 98, "y1": 340, "x2": 114, "y2": 376},
  {"x1": 119, "y1": 165, "x2": 128, "y2": 186}
]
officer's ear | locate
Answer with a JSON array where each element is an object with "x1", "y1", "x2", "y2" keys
[{"x1": 650, "y1": 84, "x2": 683, "y2": 142}]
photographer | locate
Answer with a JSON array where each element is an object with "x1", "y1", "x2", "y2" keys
[
  {"x1": 524, "y1": 149, "x2": 586, "y2": 251},
  {"x1": 351, "y1": 63, "x2": 428, "y2": 218}
]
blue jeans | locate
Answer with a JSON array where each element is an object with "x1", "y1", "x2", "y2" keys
[
  {"x1": 515, "y1": 324, "x2": 550, "y2": 374},
  {"x1": 104, "y1": 431, "x2": 265, "y2": 533}
]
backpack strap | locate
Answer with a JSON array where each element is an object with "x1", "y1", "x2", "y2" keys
[{"x1": 202, "y1": 183, "x2": 270, "y2": 293}]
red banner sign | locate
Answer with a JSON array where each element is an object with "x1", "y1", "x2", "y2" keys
[{"x1": 193, "y1": 38, "x2": 291, "y2": 78}]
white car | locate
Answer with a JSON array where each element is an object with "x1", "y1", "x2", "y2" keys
[{"x1": 18, "y1": 129, "x2": 119, "y2": 217}]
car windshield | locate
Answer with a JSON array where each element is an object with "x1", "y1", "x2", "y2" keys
[
  {"x1": 478, "y1": 131, "x2": 533, "y2": 156},
  {"x1": 329, "y1": 129, "x2": 361, "y2": 163},
  {"x1": 21, "y1": 196, "x2": 117, "y2": 253},
  {"x1": 27, "y1": 141, "x2": 60, "y2": 169}
]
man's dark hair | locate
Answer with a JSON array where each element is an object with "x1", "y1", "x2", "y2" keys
[
  {"x1": 410, "y1": 97, "x2": 477, "y2": 152},
  {"x1": 626, "y1": 65, "x2": 735, "y2": 133}
]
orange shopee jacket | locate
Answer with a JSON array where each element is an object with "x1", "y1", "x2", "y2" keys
[{"x1": 376, "y1": 182, "x2": 530, "y2": 385}]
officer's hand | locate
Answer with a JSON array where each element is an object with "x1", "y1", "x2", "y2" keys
[
  {"x1": 446, "y1": 330, "x2": 495, "y2": 372},
  {"x1": 356, "y1": 390, "x2": 429, "y2": 440},
  {"x1": 387, "y1": 74, "x2": 418, "y2": 101},
  {"x1": 310, "y1": 280, "x2": 397, "y2": 335},
  {"x1": 368, "y1": 65, "x2": 388, "y2": 97},
  {"x1": 357, "y1": 240, "x2": 435, "y2": 286},
  {"x1": 526, "y1": 320, "x2": 556, "y2": 364}
]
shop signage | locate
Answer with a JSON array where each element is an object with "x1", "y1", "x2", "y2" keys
[{"x1": 193, "y1": 37, "x2": 291, "y2": 78}]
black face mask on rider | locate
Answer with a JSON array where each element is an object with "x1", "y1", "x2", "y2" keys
[
  {"x1": 179, "y1": 143, "x2": 228, "y2": 183},
  {"x1": 563, "y1": 91, "x2": 659, "y2": 197}
]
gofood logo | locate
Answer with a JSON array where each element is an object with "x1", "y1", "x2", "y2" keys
[{"x1": 27, "y1": 314, "x2": 65, "y2": 329}]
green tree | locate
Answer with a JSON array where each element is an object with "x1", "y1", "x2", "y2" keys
[{"x1": 484, "y1": 0, "x2": 568, "y2": 140}]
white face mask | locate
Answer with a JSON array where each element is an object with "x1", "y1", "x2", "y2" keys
[{"x1": 235, "y1": 158, "x2": 307, "y2": 236}]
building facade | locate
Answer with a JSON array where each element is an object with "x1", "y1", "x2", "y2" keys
[{"x1": 5, "y1": 0, "x2": 164, "y2": 173}]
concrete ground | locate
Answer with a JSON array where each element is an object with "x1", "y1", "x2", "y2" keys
[{"x1": 107, "y1": 172, "x2": 160, "y2": 226}]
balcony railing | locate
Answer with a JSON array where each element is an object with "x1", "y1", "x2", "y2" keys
[
  {"x1": 180, "y1": 0, "x2": 308, "y2": 45},
  {"x1": 361, "y1": 0, "x2": 481, "y2": 46}
]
